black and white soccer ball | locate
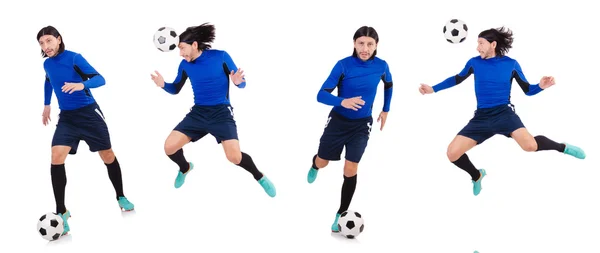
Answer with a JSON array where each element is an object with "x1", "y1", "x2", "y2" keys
[
  {"x1": 443, "y1": 19, "x2": 468, "y2": 44},
  {"x1": 153, "y1": 27, "x2": 179, "y2": 52},
  {"x1": 337, "y1": 210, "x2": 364, "y2": 239},
  {"x1": 37, "y1": 212, "x2": 64, "y2": 241}
]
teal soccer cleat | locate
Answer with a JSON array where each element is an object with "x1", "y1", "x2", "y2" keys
[
  {"x1": 118, "y1": 196, "x2": 134, "y2": 211},
  {"x1": 472, "y1": 169, "x2": 487, "y2": 196},
  {"x1": 174, "y1": 162, "x2": 194, "y2": 189},
  {"x1": 307, "y1": 167, "x2": 318, "y2": 183},
  {"x1": 563, "y1": 143, "x2": 586, "y2": 159},
  {"x1": 58, "y1": 210, "x2": 71, "y2": 235},
  {"x1": 258, "y1": 176, "x2": 276, "y2": 197},
  {"x1": 331, "y1": 213, "x2": 341, "y2": 232}
]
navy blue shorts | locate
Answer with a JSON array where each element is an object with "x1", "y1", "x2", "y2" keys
[
  {"x1": 458, "y1": 104, "x2": 525, "y2": 144},
  {"x1": 174, "y1": 104, "x2": 238, "y2": 143},
  {"x1": 52, "y1": 102, "x2": 112, "y2": 155},
  {"x1": 317, "y1": 110, "x2": 373, "y2": 163}
]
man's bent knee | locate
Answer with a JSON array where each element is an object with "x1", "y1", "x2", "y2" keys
[
  {"x1": 99, "y1": 149, "x2": 115, "y2": 163},
  {"x1": 51, "y1": 146, "x2": 71, "y2": 164}
]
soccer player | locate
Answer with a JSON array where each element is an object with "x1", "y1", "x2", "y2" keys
[
  {"x1": 38, "y1": 26, "x2": 135, "y2": 235},
  {"x1": 150, "y1": 23, "x2": 276, "y2": 197},
  {"x1": 306, "y1": 26, "x2": 393, "y2": 232},
  {"x1": 419, "y1": 27, "x2": 586, "y2": 196}
]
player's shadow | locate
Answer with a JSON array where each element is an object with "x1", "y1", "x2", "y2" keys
[
  {"x1": 330, "y1": 232, "x2": 361, "y2": 243},
  {"x1": 121, "y1": 209, "x2": 137, "y2": 218},
  {"x1": 47, "y1": 233, "x2": 72, "y2": 246}
]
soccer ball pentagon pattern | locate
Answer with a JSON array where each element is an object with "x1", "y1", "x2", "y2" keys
[
  {"x1": 443, "y1": 19, "x2": 468, "y2": 44},
  {"x1": 337, "y1": 210, "x2": 364, "y2": 239},
  {"x1": 153, "y1": 27, "x2": 179, "y2": 52},
  {"x1": 37, "y1": 212, "x2": 64, "y2": 241}
]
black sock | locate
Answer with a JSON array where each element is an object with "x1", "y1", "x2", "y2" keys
[
  {"x1": 311, "y1": 154, "x2": 319, "y2": 170},
  {"x1": 105, "y1": 157, "x2": 125, "y2": 200},
  {"x1": 452, "y1": 153, "x2": 481, "y2": 181},
  {"x1": 534, "y1": 135, "x2": 565, "y2": 152},
  {"x1": 236, "y1": 152, "x2": 264, "y2": 181},
  {"x1": 337, "y1": 174, "x2": 357, "y2": 214},
  {"x1": 168, "y1": 149, "x2": 190, "y2": 173},
  {"x1": 51, "y1": 164, "x2": 67, "y2": 214}
]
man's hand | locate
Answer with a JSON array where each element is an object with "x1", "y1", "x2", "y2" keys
[
  {"x1": 539, "y1": 76, "x2": 555, "y2": 89},
  {"x1": 341, "y1": 96, "x2": 365, "y2": 111},
  {"x1": 377, "y1": 111, "x2": 388, "y2": 130},
  {"x1": 151, "y1": 71, "x2": 165, "y2": 88},
  {"x1": 419, "y1": 83, "x2": 434, "y2": 95},
  {"x1": 42, "y1": 105, "x2": 51, "y2": 126},
  {"x1": 62, "y1": 82, "x2": 84, "y2": 94},
  {"x1": 230, "y1": 69, "x2": 246, "y2": 85}
]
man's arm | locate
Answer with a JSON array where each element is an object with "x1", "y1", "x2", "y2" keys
[
  {"x1": 512, "y1": 60, "x2": 543, "y2": 96},
  {"x1": 223, "y1": 51, "x2": 246, "y2": 88},
  {"x1": 316, "y1": 61, "x2": 345, "y2": 106},
  {"x1": 432, "y1": 58, "x2": 474, "y2": 92},
  {"x1": 73, "y1": 54, "x2": 106, "y2": 89},
  {"x1": 44, "y1": 75, "x2": 52, "y2": 106},
  {"x1": 381, "y1": 62, "x2": 393, "y2": 112},
  {"x1": 163, "y1": 61, "x2": 188, "y2": 95}
]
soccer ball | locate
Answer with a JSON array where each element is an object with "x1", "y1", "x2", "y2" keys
[
  {"x1": 443, "y1": 19, "x2": 468, "y2": 44},
  {"x1": 337, "y1": 210, "x2": 364, "y2": 239},
  {"x1": 37, "y1": 212, "x2": 64, "y2": 241},
  {"x1": 153, "y1": 27, "x2": 179, "y2": 52}
]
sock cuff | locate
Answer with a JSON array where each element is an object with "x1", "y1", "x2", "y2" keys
[
  {"x1": 452, "y1": 153, "x2": 468, "y2": 164},
  {"x1": 311, "y1": 154, "x2": 318, "y2": 169},
  {"x1": 50, "y1": 164, "x2": 66, "y2": 176},
  {"x1": 240, "y1": 152, "x2": 249, "y2": 160},
  {"x1": 236, "y1": 152, "x2": 253, "y2": 166},
  {"x1": 105, "y1": 157, "x2": 119, "y2": 166},
  {"x1": 343, "y1": 174, "x2": 357, "y2": 179},
  {"x1": 168, "y1": 148, "x2": 184, "y2": 157}
]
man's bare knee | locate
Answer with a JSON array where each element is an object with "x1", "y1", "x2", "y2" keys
[
  {"x1": 99, "y1": 149, "x2": 115, "y2": 163},
  {"x1": 315, "y1": 155, "x2": 329, "y2": 168}
]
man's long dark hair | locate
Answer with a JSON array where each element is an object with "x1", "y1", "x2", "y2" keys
[
  {"x1": 37, "y1": 26, "x2": 65, "y2": 57},
  {"x1": 179, "y1": 23, "x2": 216, "y2": 50},
  {"x1": 352, "y1": 26, "x2": 379, "y2": 60},
  {"x1": 478, "y1": 26, "x2": 514, "y2": 56}
]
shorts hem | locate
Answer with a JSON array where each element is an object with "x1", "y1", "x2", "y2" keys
[
  {"x1": 344, "y1": 157, "x2": 362, "y2": 163},
  {"x1": 316, "y1": 154, "x2": 341, "y2": 161},
  {"x1": 216, "y1": 137, "x2": 239, "y2": 144},
  {"x1": 89, "y1": 146, "x2": 112, "y2": 152}
]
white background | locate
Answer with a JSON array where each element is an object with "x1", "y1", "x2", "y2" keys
[{"x1": 1, "y1": 0, "x2": 598, "y2": 252}]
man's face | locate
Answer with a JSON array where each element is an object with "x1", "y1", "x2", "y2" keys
[
  {"x1": 39, "y1": 35, "x2": 61, "y2": 57},
  {"x1": 354, "y1": 36, "x2": 377, "y2": 61},
  {"x1": 477, "y1": 38, "x2": 496, "y2": 59},
  {"x1": 178, "y1": 42, "x2": 197, "y2": 62}
]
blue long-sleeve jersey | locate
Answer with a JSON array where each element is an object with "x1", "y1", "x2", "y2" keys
[
  {"x1": 163, "y1": 49, "x2": 245, "y2": 105},
  {"x1": 317, "y1": 56, "x2": 393, "y2": 119},
  {"x1": 43, "y1": 50, "x2": 106, "y2": 110},
  {"x1": 433, "y1": 55, "x2": 543, "y2": 108}
]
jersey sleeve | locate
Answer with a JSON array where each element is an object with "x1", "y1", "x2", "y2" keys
[
  {"x1": 223, "y1": 51, "x2": 245, "y2": 88},
  {"x1": 316, "y1": 61, "x2": 345, "y2": 106},
  {"x1": 44, "y1": 74, "x2": 52, "y2": 106},
  {"x1": 381, "y1": 61, "x2": 393, "y2": 112},
  {"x1": 512, "y1": 60, "x2": 543, "y2": 96},
  {"x1": 433, "y1": 58, "x2": 474, "y2": 92},
  {"x1": 163, "y1": 60, "x2": 188, "y2": 94},
  {"x1": 73, "y1": 54, "x2": 106, "y2": 89}
]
